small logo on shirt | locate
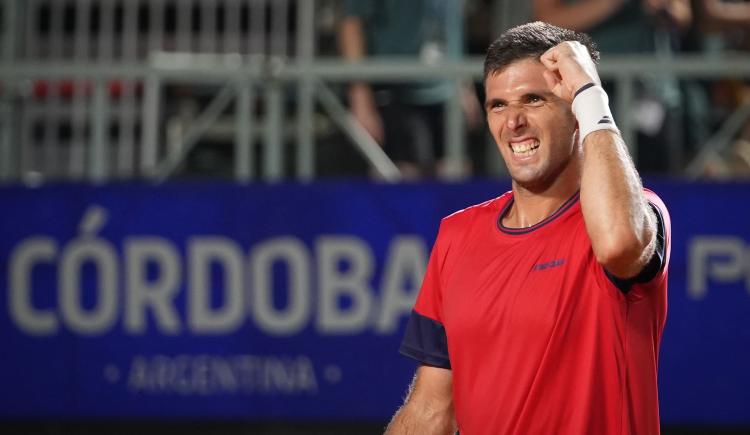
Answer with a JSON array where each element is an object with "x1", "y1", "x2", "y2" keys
[{"x1": 532, "y1": 258, "x2": 565, "y2": 271}]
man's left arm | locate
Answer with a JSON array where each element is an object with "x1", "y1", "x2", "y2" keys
[
  {"x1": 541, "y1": 42, "x2": 657, "y2": 279},
  {"x1": 579, "y1": 130, "x2": 657, "y2": 279}
]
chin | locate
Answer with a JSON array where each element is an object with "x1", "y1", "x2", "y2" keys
[
  {"x1": 510, "y1": 170, "x2": 554, "y2": 193},
  {"x1": 509, "y1": 166, "x2": 541, "y2": 183}
]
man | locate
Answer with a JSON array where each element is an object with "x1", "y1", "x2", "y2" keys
[{"x1": 387, "y1": 22, "x2": 671, "y2": 434}]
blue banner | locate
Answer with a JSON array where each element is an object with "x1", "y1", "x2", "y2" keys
[{"x1": 0, "y1": 181, "x2": 748, "y2": 424}]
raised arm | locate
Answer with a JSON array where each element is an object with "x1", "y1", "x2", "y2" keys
[
  {"x1": 577, "y1": 130, "x2": 656, "y2": 278},
  {"x1": 385, "y1": 365, "x2": 456, "y2": 435},
  {"x1": 699, "y1": 0, "x2": 750, "y2": 29},
  {"x1": 540, "y1": 42, "x2": 657, "y2": 279},
  {"x1": 336, "y1": 15, "x2": 385, "y2": 144}
]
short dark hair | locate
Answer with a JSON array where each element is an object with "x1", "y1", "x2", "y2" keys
[{"x1": 483, "y1": 21, "x2": 599, "y2": 81}]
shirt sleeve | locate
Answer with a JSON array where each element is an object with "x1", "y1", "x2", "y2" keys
[
  {"x1": 639, "y1": 190, "x2": 671, "y2": 289},
  {"x1": 399, "y1": 220, "x2": 451, "y2": 369}
]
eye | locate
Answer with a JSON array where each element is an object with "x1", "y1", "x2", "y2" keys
[
  {"x1": 490, "y1": 101, "x2": 506, "y2": 112},
  {"x1": 526, "y1": 95, "x2": 544, "y2": 106}
]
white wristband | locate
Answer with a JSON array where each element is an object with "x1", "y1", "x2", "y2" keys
[{"x1": 571, "y1": 83, "x2": 619, "y2": 143}]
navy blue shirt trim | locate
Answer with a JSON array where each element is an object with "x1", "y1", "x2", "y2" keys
[
  {"x1": 498, "y1": 191, "x2": 580, "y2": 235},
  {"x1": 605, "y1": 202, "x2": 666, "y2": 293},
  {"x1": 399, "y1": 310, "x2": 451, "y2": 369}
]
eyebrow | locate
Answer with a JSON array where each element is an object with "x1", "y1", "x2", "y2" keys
[{"x1": 484, "y1": 90, "x2": 556, "y2": 110}]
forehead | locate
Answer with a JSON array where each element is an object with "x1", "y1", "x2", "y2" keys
[{"x1": 485, "y1": 58, "x2": 549, "y2": 98}]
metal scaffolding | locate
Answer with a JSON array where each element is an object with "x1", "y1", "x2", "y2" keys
[{"x1": 1, "y1": 0, "x2": 750, "y2": 184}]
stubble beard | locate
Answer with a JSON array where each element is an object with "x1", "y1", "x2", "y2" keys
[{"x1": 508, "y1": 139, "x2": 581, "y2": 195}]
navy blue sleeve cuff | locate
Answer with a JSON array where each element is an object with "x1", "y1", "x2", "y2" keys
[
  {"x1": 399, "y1": 310, "x2": 451, "y2": 369},
  {"x1": 606, "y1": 202, "x2": 666, "y2": 293}
]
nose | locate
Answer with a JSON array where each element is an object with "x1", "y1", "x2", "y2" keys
[{"x1": 505, "y1": 106, "x2": 527, "y2": 131}]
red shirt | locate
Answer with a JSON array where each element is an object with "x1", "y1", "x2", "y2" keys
[{"x1": 400, "y1": 190, "x2": 670, "y2": 435}]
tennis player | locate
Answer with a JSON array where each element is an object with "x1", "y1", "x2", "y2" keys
[{"x1": 387, "y1": 21, "x2": 671, "y2": 434}]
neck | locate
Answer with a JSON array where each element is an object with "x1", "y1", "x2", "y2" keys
[{"x1": 505, "y1": 157, "x2": 581, "y2": 228}]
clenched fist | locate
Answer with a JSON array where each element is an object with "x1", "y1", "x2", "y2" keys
[{"x1": 539, "y1": 41, "x2": 602, "y2": 103}]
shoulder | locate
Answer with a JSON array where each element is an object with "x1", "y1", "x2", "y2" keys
[{"x1": 437, "y1": 191, "x2": 511, "y2": 239}]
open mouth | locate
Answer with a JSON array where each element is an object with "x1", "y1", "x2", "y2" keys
[{"x1": 509, "y1": 139, "x2": 540, "y2": 157}]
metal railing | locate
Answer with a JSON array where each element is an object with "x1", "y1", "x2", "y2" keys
[
  {"x1": 1, "y1": 0, "x2": 750, "y2": 184},
  {"x1": 0, "y1": 0, "x2": 315, "y2": 183}
]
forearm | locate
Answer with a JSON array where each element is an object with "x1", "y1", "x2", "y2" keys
[
  {"x1": 338, "y1": 16, "x2": 366, "y2": 62},
  {"x1": 337, "y1": 17, "x2": 373, "y2": 104},
  {"x1": 702, "y1": 0, "x2": 750, "y2": 27},
  {"x1": 533, "y1": 0, "x2": 624, "y2": 32},
  {"x1": 580, "y1": 130, "x2": 655, "y2": 277},
  {"x1": 667, "y1": 0, "x2": 693, "y2": 30},
  {"x1": 385, "y1": 401, "x2": 457, "y2": 435}
]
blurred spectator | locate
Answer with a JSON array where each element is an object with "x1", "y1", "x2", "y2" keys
[
  {"x1": 695, "y1": 0, "x2": 750, "y2": 43},
  {"x1": 337, "y1": 0, "x2": 482, "y2": 179},
  {"x1": 686, "y1": 0, "x2": 750, "y2": 177},
  {"x1": 687, "y1": 0, "x2": 750, "y2": 108},
  {"x1": 465, "y1": 0, "x2": 533, "y2": 52},
  {"x1": 534, "y1": 0, "x2": 693, "y2": 174}
]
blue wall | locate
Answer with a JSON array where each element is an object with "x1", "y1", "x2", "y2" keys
[{"x1": 0, "y1": 181, "x2": 748, "y2": 424}]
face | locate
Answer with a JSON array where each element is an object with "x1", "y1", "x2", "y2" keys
[{"x1": 485, "y1": 58, "x2": 579, "y2": 192}]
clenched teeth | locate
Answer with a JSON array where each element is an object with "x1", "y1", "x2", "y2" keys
[{"x1": 510, "y1": 140, "x2": 540, "y2": 156}]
